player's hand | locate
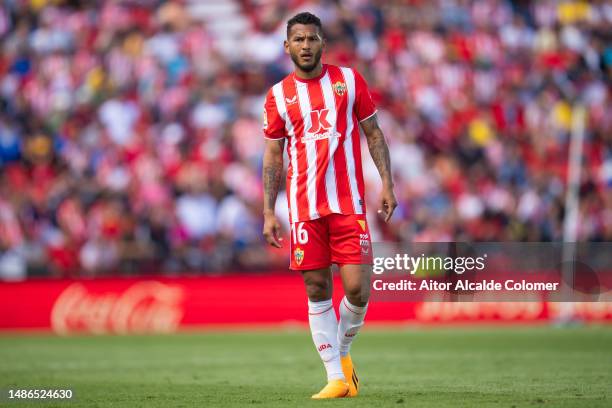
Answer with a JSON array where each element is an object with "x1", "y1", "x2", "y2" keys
[
  {"x1": 262, "y1": 212, "x2": 283, "y2": 248},
  {"x1": 378, "y1": 186, "x2": 397, "y2": 222}
]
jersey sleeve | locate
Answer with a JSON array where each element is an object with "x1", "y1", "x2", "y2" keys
[
  {"x1": 263, "y1": 89, "x2": 286, "y2": 139},
  {"x1": 353, "y1": 69, "x2": 377, "y2": 122}
]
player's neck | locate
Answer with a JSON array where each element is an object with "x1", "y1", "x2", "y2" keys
[{"x1": 294, "y1": 63, "x2": 324, "y2": 80}]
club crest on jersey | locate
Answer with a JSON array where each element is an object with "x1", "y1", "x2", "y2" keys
[
  {"x1": 333, "y1": 81, "x2": 347, "y2": 96},
  {"x1": 294, "y1": 247, "x2": 304, "y2": 266}
]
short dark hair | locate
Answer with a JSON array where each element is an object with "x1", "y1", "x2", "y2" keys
[{"x1": 286, "y1": 12, "x2": 322, "y2": 38}]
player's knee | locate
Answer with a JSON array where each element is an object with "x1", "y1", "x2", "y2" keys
[
  {"x1": 345, "y1": 283, "x2": 370, "y2": 306},
  {"x1": 304, "y1": 277, "x2": 331, "y2": 301}
]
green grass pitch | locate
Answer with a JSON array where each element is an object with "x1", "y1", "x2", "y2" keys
[{"x1": 1, "y1": 326, "x2": 611, "y2": 407}]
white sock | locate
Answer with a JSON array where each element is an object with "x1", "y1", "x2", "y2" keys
[
  {"x1": 308, "y1": 299, "x2": 345, "y2": 381},
  {"x1": 337, "y1": 296, "x2": 368, "y2": 357}
]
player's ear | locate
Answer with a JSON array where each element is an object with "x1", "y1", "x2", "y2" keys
[{"x1": 284, "y1": 39, "x2": 289, "y2": 54}]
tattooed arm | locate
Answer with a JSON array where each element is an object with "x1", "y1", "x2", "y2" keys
[
  {"x1": 262, "y1": 138, "x2": 285, "y2": 247},
  {"x1": 360, "y1": 113, "x2": 397, "y2": 222}
]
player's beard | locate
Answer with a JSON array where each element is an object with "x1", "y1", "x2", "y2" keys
[{"x1": 290, "y1": 48, "x2": 323, "y2": 73}]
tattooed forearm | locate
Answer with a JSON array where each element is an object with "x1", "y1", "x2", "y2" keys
[
  {"x1": 263, "y1": 162, "x2": 283, "y2": 211},
  {"x1": 361, "y1": 115, "x2": 393, "y2": 186},
  {"x1": 262, "y1": 139, "x2": 285, "y2": 213}
]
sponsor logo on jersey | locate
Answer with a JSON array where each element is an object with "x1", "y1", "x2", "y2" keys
[
  {"x1": 333, "y1": 81, "x2": 347, "y2": 96},
  {"x1": 285, "y1": 95, "x2": 297, "y2": 105},
  {"x1": 294, "y1": 247, "x2": 304, "y2": 266},
  {"x1": 308, "y1": 109, "x2": 332, "y2": 134},
  {"x1": 301, "y1": 131, "x2": 341, "y2": 143},
  {"x1": 303, "y1": 109, "x2": 340, "y2": 143}
]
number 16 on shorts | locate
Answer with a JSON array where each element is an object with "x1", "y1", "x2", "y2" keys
[
  {"x1": 288, "y1": 214, "x2": 372, "y2": 270},
  {"x1": 290, "y1": 221, "x2": 319, "y2": 270},
  {"x1": 288, "y1": 219, "x2": 330, "y2": 270},
  {"x1": 291, "y1": 222, "x2": 309, "y2": 245}
]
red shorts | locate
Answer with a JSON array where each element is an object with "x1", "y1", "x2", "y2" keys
[{"x1": 289, "y1": 213, "x2": 373, "y2": 271}]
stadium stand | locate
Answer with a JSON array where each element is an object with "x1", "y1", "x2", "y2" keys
[{"x1": 0, "y1": 0, "x2": 610, "y2": 278}]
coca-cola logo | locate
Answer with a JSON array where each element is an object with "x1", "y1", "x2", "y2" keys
[{"x1": 51, "y1": 281, "x2": 184, "y2": 335}]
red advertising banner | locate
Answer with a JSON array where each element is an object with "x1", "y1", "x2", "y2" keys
[{"x1": 1, "y1": 275, "x2": 611, "y2": 334}]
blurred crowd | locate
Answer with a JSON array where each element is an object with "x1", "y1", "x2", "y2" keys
[{"x1": 0, "y1": 0, "x2": 610, "y2": 279}]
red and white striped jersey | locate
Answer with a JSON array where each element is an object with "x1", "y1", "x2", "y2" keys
[{"x1": 263, "y1": 64, "x2": 377, "y2": 223}]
